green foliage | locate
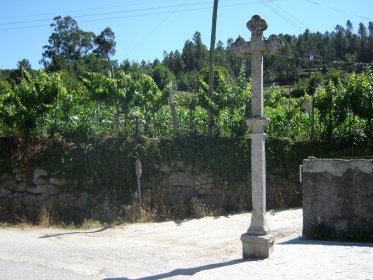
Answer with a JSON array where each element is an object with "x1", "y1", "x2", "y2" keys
[
  {"x1": 177, "y1": 71, "x2": 200, "y2": 92},
  {"x1": 346, "y1": 73, "x2": 373, "y2": 136},
  {"x1": 181, "y1": 32, "x2": 209, "y2": 72},
  {"x1": 81, "y1": 72, "x2": 117, "y2": 104},
  {"x1": 197, "y1": 66, "x2": 251, "y2": 136},
  {"x1": 1, "y1": 15, "x2": 372, "y2": 142},
  {"x1": 307, "y1": 72, "x2": 324, "y2": 96},
  {"x1": 0, "y1": 71, "x2": 66, "y2": 137},
  {"x1": 313, "y1": 81, "x2": 349, "y2": 139},
  {"x1": 150, "y1": 64, "x2": 176, "y2": 91},
  {"x1": 94, "y1": 27, "x2": 116, "y2": 59},
  {"x1": 2, "y1": 135, "x2": 370, "y2": 222},
  {"x1": 199, "y1": 66, "x2": 233, "y2": 113},
  {"x1": 41, "y1": 16, "x2": 96, "y2": 70},
  {"x1": 265, "y1": 87, "x2": 311, "y2": 141}
]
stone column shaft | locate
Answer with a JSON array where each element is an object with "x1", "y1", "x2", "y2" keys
[
  {"x1": 248, "y1": 132, "x2": 268, "y2": 235},
  {"x1": 251, "y1": 49, "x2": 264, "y2": 117}
]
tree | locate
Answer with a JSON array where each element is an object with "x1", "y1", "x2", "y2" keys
[
  {"x1": 41, "y1": 16, "x2": 96, "y2": 71},
  {"x1": 193, "y1": 32, "x2": 209, "y2": 71},
  {"x1": 150, "y1": 64, "x2": 176, "y2": 91},
  {"x1": 94, "y1": 27, "x2": 116, "y2": 77},
  {"x1": 162, "y1": 50, "x2": 184, "y2": 75},
  {"x1": 358, "y1": 22, "x2": 368, "y2": 62},
  {"x1": 333, "y1": 24, "x2": 348, "y2": 60},
  {"x1": 182, "y1": 40, "x2": 197, "y2": 72},
  {"x1": 178, "y1": 71, "x2": 200, "y2": 92},
  {"x1": 172, "y1": 50, "x2": 184, "y2": 75},
  {"x1": 226, "y1": 38, "x2": 243, "y2": 77},
  {"x1": 7, "y1": 59, "x2": 32, "y2": 84},
  {"x1": 16, "y1": 59, "x2": 32, "y2": 81},
  {"x1": 181, "y1": 32, "x2": 208, "y2": 72},
  {"x1": 214, "y1": 41, "x2": 229, "y2": 69},
  {"x1": 368, "y1": 22, "x2": 373, "y2": 62}
]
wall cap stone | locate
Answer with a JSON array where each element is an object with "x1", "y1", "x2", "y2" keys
[{"x1": 302, "y1": 159, "x2": 372, "y2": 176}]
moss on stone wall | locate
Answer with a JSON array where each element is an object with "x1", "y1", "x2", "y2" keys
[{"x1": 0, "y1": 135, "x2": 371, "y2": 224}]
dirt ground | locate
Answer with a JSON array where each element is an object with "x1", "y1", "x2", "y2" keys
[{"x1": 1, "y1": 208, "x2": 372, "y2": 280}]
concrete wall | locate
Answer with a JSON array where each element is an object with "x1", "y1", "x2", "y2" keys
[{"x1": 302, "y1": 158, "x2": 373, "y2": 241}]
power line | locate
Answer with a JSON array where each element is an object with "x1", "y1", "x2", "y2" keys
[
  {"x1": 125, "y1": 0, "x2": 189, "y2": 57},
  {"x1": 0, "y1": 0, "x2": 283, "y2": 32},
  {"x1": 0, "y1": 0, "x2": 281, "y2": 26},
  {"x1": 260, "y1": 0, "x2": 304, "y2": 32},
  {"x1": 0, "y1": 0, "x2": 191, "y2": 21},
  {"x1": 268, "y1": 0, "x2": 308, "y2": 30},
  {"x1": 303, "y1": 0, "x2": 371, "y2": 21},
  {"x1": 0, "y1": 1, "x2": 214, "y2": 26}
]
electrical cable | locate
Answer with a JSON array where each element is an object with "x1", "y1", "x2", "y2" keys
[
  {"x1": 0, "y1": 0, "x2": 283, "y2": 32},
  {"x1": 260, "y1": 0, "x2": 304, "y2": 32},
  {"x1": 125, "y1": 0, "x2": 189, "y2": 57},
  {"x1": 303, "y1": 0, "x2": 371, "y2": 21},
  {"x1": 0, "y1": 0, "x2": 281, "y2": 26},
  {"x1": 268, "y1": 0, "x2": 308, "y2": 30}
]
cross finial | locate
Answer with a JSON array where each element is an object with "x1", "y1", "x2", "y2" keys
[{"x1": 247, "y1": 15, "x2": 267, "y2": 40}]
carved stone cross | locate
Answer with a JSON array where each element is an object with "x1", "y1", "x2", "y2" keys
[
  {"x1": 232, "y1": 15, "x2": 284, "y2": 117},
  {"x1": 231, "y1": 15, "x2": 284, "y2": 259}
]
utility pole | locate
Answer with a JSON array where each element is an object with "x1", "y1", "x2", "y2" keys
[{"x1": 208, "y1": 0, "x2": 219, "y2": 137}]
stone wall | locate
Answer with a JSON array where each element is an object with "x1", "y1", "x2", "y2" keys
[
  {"x1": 302, "y1": 158, "x2": 373, "y2": 242},
  {"x1": 0, "y1": 159, "x2": 301, "y2": 224},
  {"x1": 0, "y1": 167, "x2": 105, "y2": 224}
]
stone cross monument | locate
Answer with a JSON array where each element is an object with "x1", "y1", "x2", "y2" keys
[{"x1": 231, "y1": 15, "x2": 284, "y2": 259}]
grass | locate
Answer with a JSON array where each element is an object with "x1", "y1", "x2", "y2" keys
[{"x1": 0, "y1": 191, "x2": 224, "y2": 229}]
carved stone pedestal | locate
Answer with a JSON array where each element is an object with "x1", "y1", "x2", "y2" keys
[{"x1": 241, "y1": 233, "x2": 274, "y2": 259}]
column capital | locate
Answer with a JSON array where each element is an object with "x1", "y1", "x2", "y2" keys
[{"x1": 246, "y1": 117, "x2": 270, "y2": 133}]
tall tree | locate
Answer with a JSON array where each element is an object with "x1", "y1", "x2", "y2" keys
[
  {"x1": 333, "y1": 24, "x2": 347, "y2": 60},
  {"x1": 94, "y1": 27, "x2": 116, "y2": 77},
  {"x1": 368, "y1": 22, "x2": 373, "y2": 61},
  {"x1": 181, "y1": 32, "x2": 208, "y2": 72},
  {"x1": 8, "y1": 59, "x2": 32, "y2": 84},
  {"x1": 41, "y1": 16, "x2": 95, "y2": 71},
  {"x1": 214, "y1": 41, "x2": 229, "y2": 68},
  {"x1": 182, "y1": 40, "x2": 197, "y2": 72},
  {"x1": 16, "y1": 59, "x2": 32, "y2": 81},
  {"x1": 193, "y1": 31, "x2": 209, "y2": 71},
  {"x1": 151, "y1": 64, "x2": 176, "y2": 91}
]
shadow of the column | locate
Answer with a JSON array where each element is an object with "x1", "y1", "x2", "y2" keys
[{"x1": 103, "y1": 258, "x2": 249, "y2": 280}]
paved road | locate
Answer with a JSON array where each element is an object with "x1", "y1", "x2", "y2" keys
[{"x1": 0, "y1": 209, "x2": 372, "y2": 280}]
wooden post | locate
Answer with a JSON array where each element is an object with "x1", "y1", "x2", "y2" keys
[{"x1": 135, "y1": 159, "x2": 142, "y2": 208}]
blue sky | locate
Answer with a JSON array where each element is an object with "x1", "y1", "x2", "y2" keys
[{"x1": 0, "y1": 0, "x2": 372, "y2": 69}]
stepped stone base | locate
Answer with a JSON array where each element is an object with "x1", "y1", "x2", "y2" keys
[{"x1": 241, "y1": 233, "x2": 274, "y2": 259}]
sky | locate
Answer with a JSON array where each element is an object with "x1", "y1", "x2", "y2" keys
[{"x1": 0, "y1": 0, "x2": 372, "y2": 70}]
